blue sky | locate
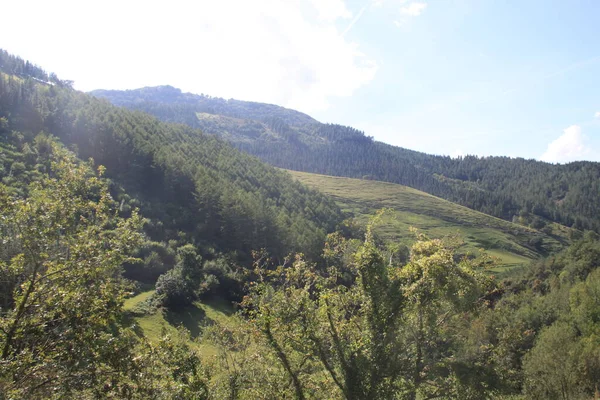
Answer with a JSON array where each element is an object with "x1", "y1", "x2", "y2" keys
[{"x1": 1, "y1": 0, "x2": 599, "y2": 162}]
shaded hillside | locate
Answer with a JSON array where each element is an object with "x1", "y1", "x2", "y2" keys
[
  {"x1": 91, "y1": 85, "x2": 600, "y2": 233},
  {"x1": 0, "y1": 50, "x2": 343, "y2": 275},
  {"x1": 289, "y1": 170, "x2": 574, "y2": 270}
]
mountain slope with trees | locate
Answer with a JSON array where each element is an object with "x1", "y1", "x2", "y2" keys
[
  {"x1": 92, "y1": 85, "x2": 600, "y2": 234},
  {"x1": 3, "y1": 49, "x2": 600, "y2": 400},
  {"x1": 0, "y1": 49, "x2": 343, "y2": 286}
]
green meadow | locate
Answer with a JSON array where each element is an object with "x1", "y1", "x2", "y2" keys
[
  {"x1": 288, "y1": 170, "x2": 571, "y2": 270},
  {"x1": 124, "y1": 291, "x2": 238, "y2": 356}
]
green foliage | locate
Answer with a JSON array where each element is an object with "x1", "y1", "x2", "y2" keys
[
  {"x1": 0, "y1": 143, "x2": 145, "y2": 397},
  {"x1": 522, "y1": 322, "x2": 590, "y2": 399},
  {"x1": 156, "y1": 244, "x2": 204, "y2": 307},
  {"x1": 560, "y1": 231, "x2": 600, "y2": 281},
  {"x1": 0, "y1": 136, "x2": 210, "y2": 399},
  {"x1": 226, "y1": 221, "x2": 498, "y2": 399},
  {"x1": 133, "y1": 330, "x2": 210, "y2": 399},
  {"x1": 0, "y1": 55, "x2": 343, "y2": 279},
  {"x1": 475, "y1": 234, "x2": 600, "y2": 399},
  {"x1": 156, "y1": 268, "x2": 196, "y2": 308}
]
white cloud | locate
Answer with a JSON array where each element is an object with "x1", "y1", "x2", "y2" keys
[
  {"x1": 400, "y1": 2, "x2": 427, "y2": 16},
  {"x1": 595, "y1": 111, "x2": 600, "y2": 118},
  {"x1": 0, "y1": 0, "x2": 377, "y2": 114},
  {"x1": 308, "y1": 0, "x2": 351, "y2": 21},
  {"x1": 341, "y1": 1, "x2": 373, "y2": 36},
  {"x1": 393, "y1": 1, "x2": 427, "y2": 27},
  {"x1": 540, "y1": 125, "x2": 590, "y2": 163}
]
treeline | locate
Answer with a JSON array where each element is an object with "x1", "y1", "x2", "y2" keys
[
  {"x1": 93, "y1": 85, "x2": 600, "y2": 233},
  {"x1": 0, "y1": 49, "x2": 69, "y2": 87},
  {"x1": 0, "y1": 49, "x2": 343, "y2": 287}
]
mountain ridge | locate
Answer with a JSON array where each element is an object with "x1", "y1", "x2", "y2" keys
[
  {"x1": 91, "y1": 85, "x2": 600, "y2": 234},
  {"x1": 91, "y1": 86, "x2": 319, "y2": 127}
]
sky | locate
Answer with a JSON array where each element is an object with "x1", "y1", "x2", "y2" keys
[{"x1": 1, "y1": 0, "x2": 600, "y2": 163}]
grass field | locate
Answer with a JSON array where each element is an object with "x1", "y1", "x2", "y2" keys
[
  {"x1": 124, "y1": 291, "x2": 238, "y2": 356},
  {"x1": 288, "y1": 170, "x2": 571, "y2": 270}
]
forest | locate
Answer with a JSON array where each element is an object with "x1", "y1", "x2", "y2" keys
[
  {"x1": 2, "y1": 49, "x2": 600, "y2": 399},
  {"x1": 92, "y1": 85, "x2": 600, "y2": 233}
]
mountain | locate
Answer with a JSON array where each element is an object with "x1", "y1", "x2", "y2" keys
[
  {"x1": 91, "y1": 85, "x2": 600, "y2": 234},
  {"x1": 5, "y1": 49, "x2": 600, "y2": 400},
  {"x1": 91, "y1": 85, "x2": 317, "y2": 128}
]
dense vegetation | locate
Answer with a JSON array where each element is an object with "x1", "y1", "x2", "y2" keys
[
  {"x1": 0, "y1": 49, "x2": 343, "y2": 284},
  {"x1": 125, "y1": 219, "x2": 600, "y2": 400},
  {"x1": 0, "y1": 139, "x2": 210, "y2": 398},
  {"x1": 207, "y1": 225, "x2": 600, "y2": 400},
  {"x1": 2, "y1": 50, "x2": 600, "y2": 399},
  {"x1": 92, "y1": 85, "x2": 600, "y2": 233}
]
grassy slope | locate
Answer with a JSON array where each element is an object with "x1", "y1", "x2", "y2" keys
[
  {"x1": 288, "y1": 170, "x2": 572, "y2": 270},
  {"x1": 121, "y1": 172, "x2": 572, "y2": 347},
  {"x1": 124, "y1": 291, "x2": 237, "y2": 356}
]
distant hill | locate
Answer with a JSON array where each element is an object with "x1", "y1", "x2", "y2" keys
[
  {"x1": 91, "y1": 85, "x2": 600, "y2": 234},
  {"x1": 288, "y1": 170, "x2": 574, "y2": 271},
  {"x1": 91, "y1": 86, "x2": 317, "y2": 127}
]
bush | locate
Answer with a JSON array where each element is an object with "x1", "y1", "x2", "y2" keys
[
  {"x1": 198, "y1": 274, "x2": 220, "y2": 298},
  {"x1": 155, "y1": 268, "x2": 194, "y2": 307}
]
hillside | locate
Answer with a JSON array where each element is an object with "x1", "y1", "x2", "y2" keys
[
  {"x1": 0, "y1": 49, "x2": 343, "y2": 281},
  {"x1": 91, "y1": 85, "x2": 600, "y2": 234},
  {"x1": 288, "y1": 170, "x2": 572, "y2": 270},
  {"x1": 4, "y1": 48, "x2": 600, "y2": 400}
]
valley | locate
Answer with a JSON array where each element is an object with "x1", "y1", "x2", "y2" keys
[{"x1": 2, "y1": 48, "x2": 600, "y2": 399}]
